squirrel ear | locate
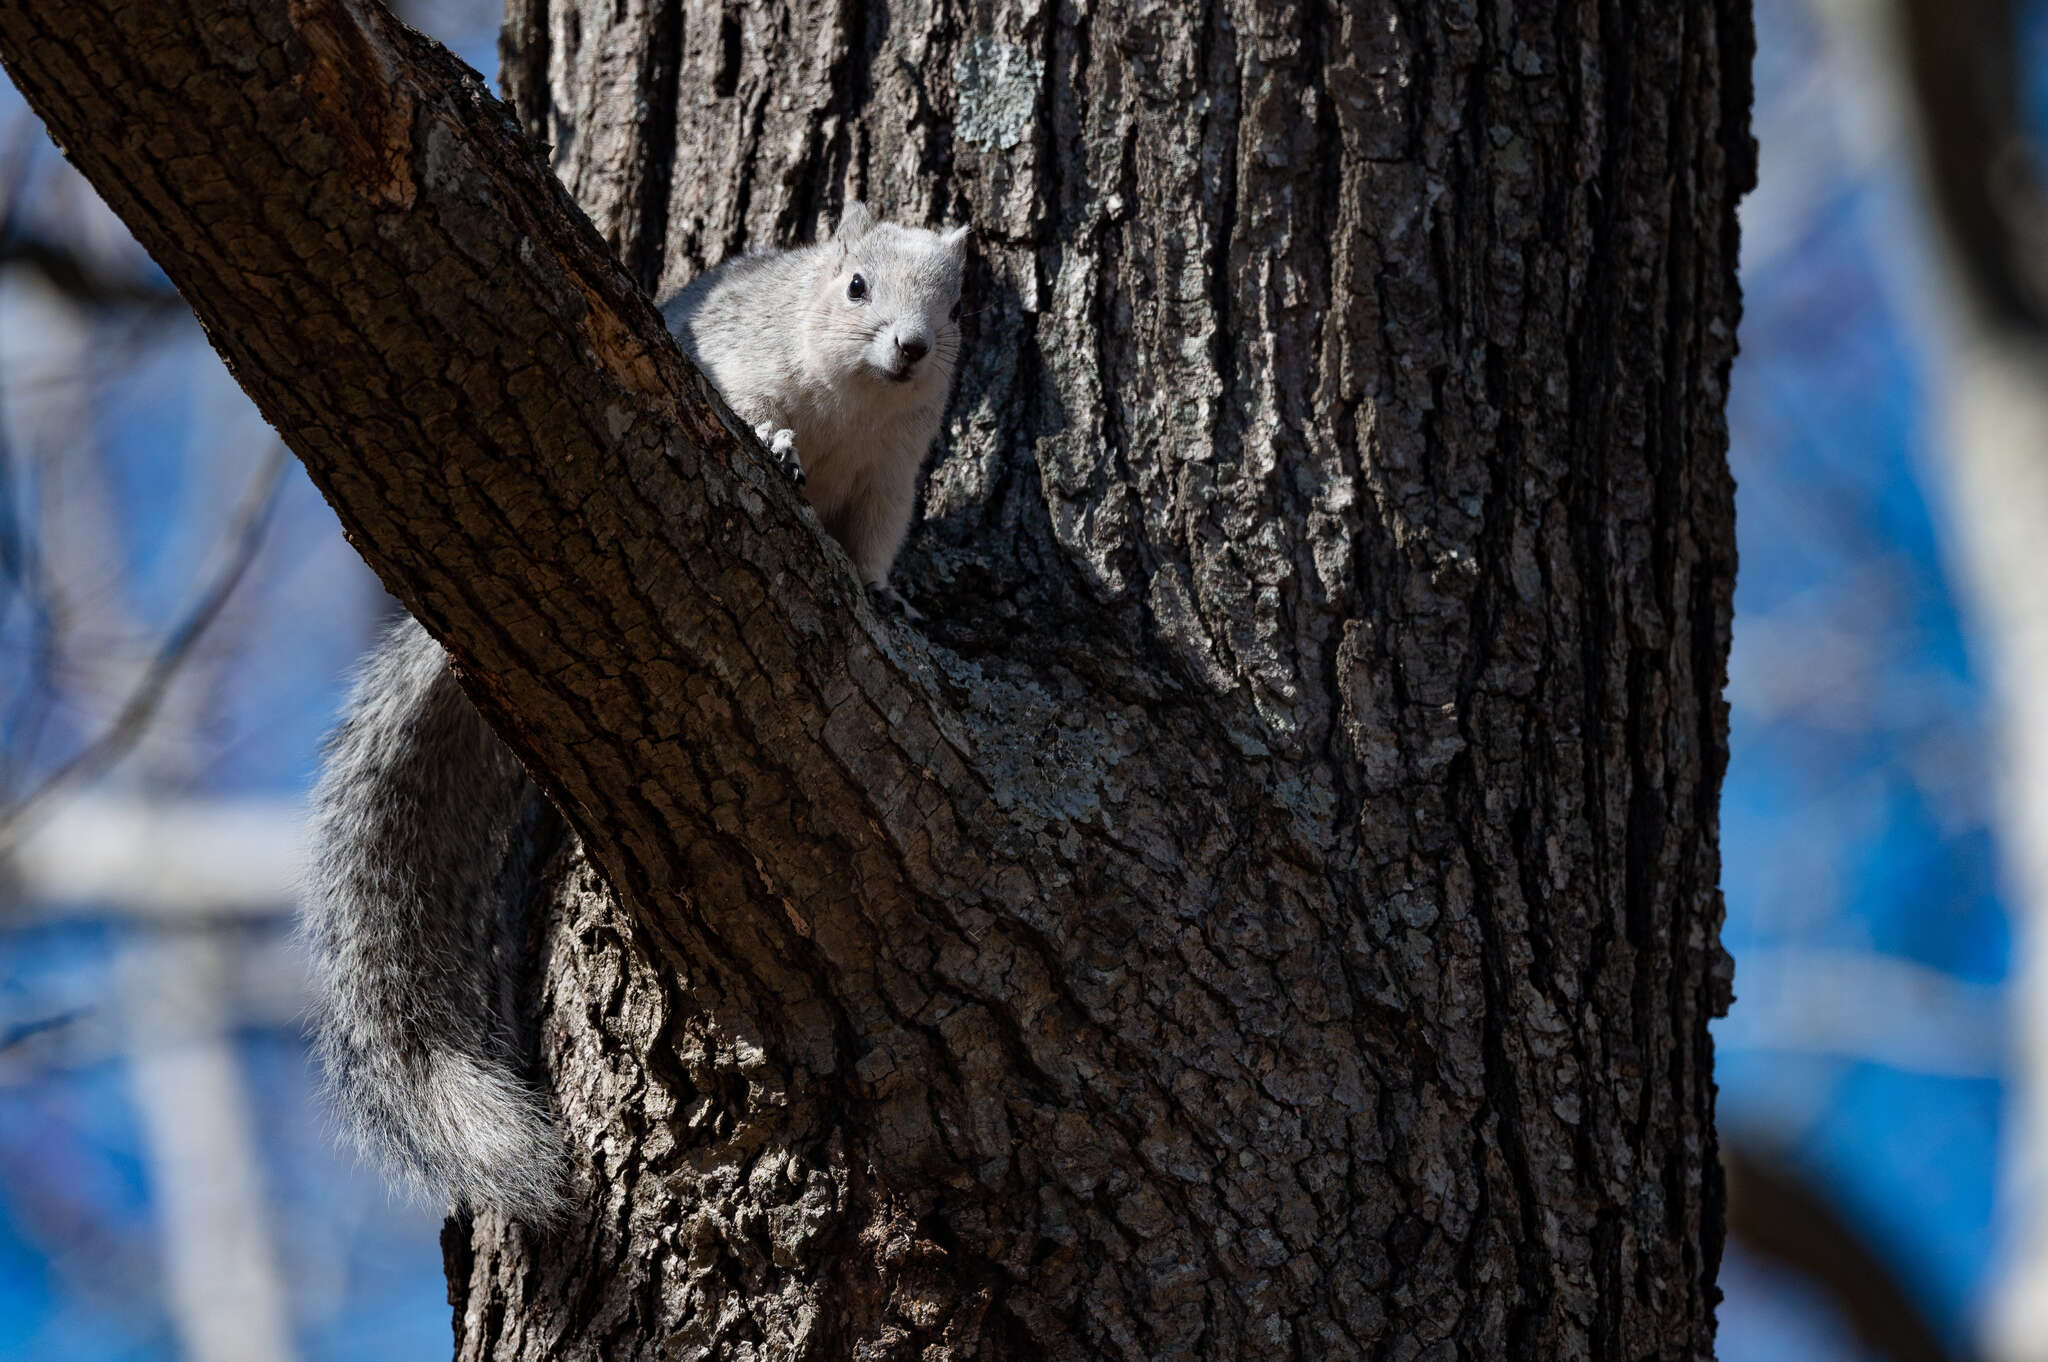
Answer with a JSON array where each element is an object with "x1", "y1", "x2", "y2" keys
[
  {"x1": 941, "y1": 224, "x2": 971, "y2": 258},
  {"x1": 836, "y1": 202, "x2": 875, "y2": 242}
]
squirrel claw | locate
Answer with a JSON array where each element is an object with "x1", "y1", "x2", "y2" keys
[
  {"x1": 868, "y1": 582, "x2": 924, "y2": 624},
  {"x1": 754, "y1": 422, "x2": 805, "y2": 487}
]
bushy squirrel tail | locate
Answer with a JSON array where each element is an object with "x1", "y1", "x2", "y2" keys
[{"x1": 302, "y1": 616, "x2": 565, "y2": 1218}]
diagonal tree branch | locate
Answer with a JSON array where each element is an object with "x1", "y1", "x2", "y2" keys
[
  {"x1": 0, "y1": 0, "x2": 978, "y2": 936},
  {"x1": 0, "y1": 16, "x2": 1116, "y2": 1256}
]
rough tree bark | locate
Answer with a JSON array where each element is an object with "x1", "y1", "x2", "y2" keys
[{"x1": 0, "y1": 0, "x2": 1753, "y2": 1358}]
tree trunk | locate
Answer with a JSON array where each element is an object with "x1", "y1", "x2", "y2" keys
[{"x1": 0, "y1": 0, "x2": 1753, "y2": 1357}]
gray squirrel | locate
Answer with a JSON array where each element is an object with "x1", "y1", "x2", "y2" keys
[{"x1": 303, "y1": 203, "x2": 969, "y2": 1217}]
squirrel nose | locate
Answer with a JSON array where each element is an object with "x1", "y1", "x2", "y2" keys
[{"x1": 895, "y1": 335, "x2": 930, "y2": 364}]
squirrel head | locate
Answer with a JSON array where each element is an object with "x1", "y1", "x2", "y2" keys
[{"x1": 805, "y1": 202, "x2": 970, "y2": 406}]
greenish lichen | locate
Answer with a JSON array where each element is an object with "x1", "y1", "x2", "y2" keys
[{"x1": 953, "y1": 37, "x2": 1042, "y2": 151}]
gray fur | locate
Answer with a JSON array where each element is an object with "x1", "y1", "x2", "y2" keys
[
  {"x1": 304, "y1": 206, "x2": 966, "y2": 1217},
  {"x1": 304, "y1": 616, "x2": 566, "y2": 1217}
]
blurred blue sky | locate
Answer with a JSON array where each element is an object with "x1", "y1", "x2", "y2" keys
[
  {"x1": 0, "y1": 1, "x2": 2031, "y2": 1359},
  {"x1": 1719, "y1": 1, "x2": 2009, "y2": 1343}
]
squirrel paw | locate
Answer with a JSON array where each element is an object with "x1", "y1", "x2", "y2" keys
[
  {"x1": 753, "y1": 422, "x2": 805, "y2": 488},
  {"x1": 867, "y1": 582, "x2": 924, "y2": 625}
]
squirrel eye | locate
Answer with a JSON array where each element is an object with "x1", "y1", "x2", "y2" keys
[
  {"x1": 847, "y1": 273, "x2": 867, "y2": 302},
  {"x1": 949, "y1": 298, "x2": 962, "y2": 321}
]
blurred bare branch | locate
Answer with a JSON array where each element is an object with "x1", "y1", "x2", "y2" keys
[
  {"x1": 120, "y1": 929, "x2": 298, "y2": 1362},
  {"x1": 1894, "y1": 0, "x2": 2048, "y2": 331},
  {"x1": 0, "y1": 1007, "x2": 83, "y2": 1053},
  {"x1": 1715, "y1": 948, "x2": 2004, "y2": 1077},
  {"x1": 5, "y1": 794, "x2": 303, "y2": 920},
  {"x1": 1725, "y1": 1144, "x2": 1969, "y2": 1362},
  {"x1": 1828, "y1": 2, "x2": 2048, "y2": 1355},
  {"x1": 0, "y1": 362, "x2": 56, "y2": 795},
  {"x1": 0, "y1": 233, "x2": 183, "y2": 312},
  {"x1": 0, "y1": 112, "x2": 181, "y2": 315},
  {"x1": 0, "y1": 442, "x2": 286, "y2": 851}
]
